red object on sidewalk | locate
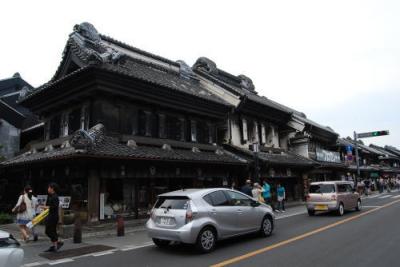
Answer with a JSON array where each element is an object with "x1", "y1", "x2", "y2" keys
[{"x1": 117, "y1": 215, "x2": 125, "y2": 237}]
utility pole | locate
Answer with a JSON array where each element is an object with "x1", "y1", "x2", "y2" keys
[{"x1": 353, "y1": 130, "x2": 389, "y2": 188}]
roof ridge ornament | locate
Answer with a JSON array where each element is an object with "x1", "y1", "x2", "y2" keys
[
  {"x1": 70, "y1": 22, "x2": 125, "y2": 64},
  {"x1": 18, "y1": 86, "x2": 34, "y2": 101},
  {"x1": 192, "y1": 57, "x2": 218, "y2": 74},
  {"x1": 176, "y1": 60, "x2": 198, "y2": 80},
  {"x1": 238, "y1": 74, "x2": 255, "y2": 92},
  {"x1": 162, "y1": 144, "x2": 172, "y2": 151}
]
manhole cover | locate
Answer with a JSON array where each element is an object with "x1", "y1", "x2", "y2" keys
[{"x1": 40, "y1": 245, "x2": 114, "y2": 260}]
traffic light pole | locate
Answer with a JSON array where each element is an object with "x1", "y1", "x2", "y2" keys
[{"x1": 354, "y1": 131, "x2": 360, "y2": 187}]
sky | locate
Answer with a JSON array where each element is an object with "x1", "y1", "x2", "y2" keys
[{"x1": 1, "y1": 0, "x2": 399, "y2": 147}]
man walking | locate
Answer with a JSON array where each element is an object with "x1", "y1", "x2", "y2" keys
[
  {"x1": 276, "y1": 184, "x2": 286, "y2": 212},
  {"x1": 240, "y1": 179, "x2": 253, "y2": 197},
  {"x1": 42, "y1": 183, "x2": 63, "y2": 252}
]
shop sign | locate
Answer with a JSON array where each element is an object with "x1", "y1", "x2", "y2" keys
[
  {"x1": 316, "y1": 148, "x2": 341, "y2": 163},
  {"x1": 59, "y1": 196, "x2": 71, "y2": 209}
]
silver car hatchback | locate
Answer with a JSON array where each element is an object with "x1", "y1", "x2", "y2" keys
[{"x1": 146, "y1": 188, "x2": 275, "y2": 253}]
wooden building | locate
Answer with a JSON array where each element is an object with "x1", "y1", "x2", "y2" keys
[{"x1": 0, "y1": 23, "x2": 247, "y2": 222}]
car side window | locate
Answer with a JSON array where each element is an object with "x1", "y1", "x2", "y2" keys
[
  {"x1": 346, "y1": 184, "x2": 354, "y2": 193},
  {"x1": 206, "y1": 191, "x2": 230, "y2": 207},
  {"x1": 224, "y1": 191, "x2": 252, "y2": 207},
  {"x1": 337, "y1": 184, "x2": 347, "y2": 193}
]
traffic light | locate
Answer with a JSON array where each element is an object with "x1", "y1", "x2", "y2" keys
[{"x1": 372, "y1": 130, "x2": 389, "y2": 137}]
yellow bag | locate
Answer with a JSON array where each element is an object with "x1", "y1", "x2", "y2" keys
[{"x1": 26, "y1": 209, "x2": 49, "y2": 229}]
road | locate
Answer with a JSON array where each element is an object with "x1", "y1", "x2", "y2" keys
[{"x1": 27, "y1": 191, "x2": 400, "y2": 267}]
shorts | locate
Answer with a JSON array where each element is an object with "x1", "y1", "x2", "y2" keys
[{"x1": 16, "y1": 219, "x2": 30, "y2": 225}]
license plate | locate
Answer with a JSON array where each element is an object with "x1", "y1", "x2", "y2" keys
[
  {"x1": 159, "y1": 217, "x2": 174, "y2": 225},
  {"x1": 314, "y1": 205, "x2": 328, "y2": 211}
]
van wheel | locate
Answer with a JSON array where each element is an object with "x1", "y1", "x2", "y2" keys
[
  {"x1": 260, "y1": 216, "x2": 273, "y2": 237},
  {"x1": 337, "y1": 203, "x2": 344, "y2": 216},
  {"x1": 153, "y1": 238, "x2": 171, "y2": 248},
  {"x1": 355, "y1": 199, "x2": 362, "y2": 211},
  {"x1": 196, "y1": 227, "x2": 216, "y2": 253},
  {"x1": 308, "y1": 209, "x2": 315, "y2": 216}
]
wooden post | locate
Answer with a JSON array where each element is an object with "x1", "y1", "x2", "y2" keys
[{"x1": 87, "y1": 169, "x2": 100, "y2": 223}]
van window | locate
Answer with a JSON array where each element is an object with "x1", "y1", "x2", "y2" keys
[
  {"x1": 309, "y1": 184, "x2": 336, "y2": 193},
  {"x1": 154, "y1": 196, "x2": 189, "y2": 210},
  {"x1": 337, "y1": 184, "x2": 347, "y2": 193}
]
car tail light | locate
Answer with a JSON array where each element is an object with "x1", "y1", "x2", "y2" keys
[{"x1": 185, "y1": 202, "x2": 196, "y2": 224}]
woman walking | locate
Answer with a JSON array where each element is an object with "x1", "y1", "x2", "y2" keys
[
  {"x1": 251, "y1": 183, "x2": 265, "y2": 203},
  {"x1": 12, "y1": 185, "x2": 35, "y2": 242}
]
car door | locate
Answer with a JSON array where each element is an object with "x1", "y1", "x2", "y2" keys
[
  {"x1": 346, "y1": 184, "x2": 358, "y2": 208},
  {"x1": 336, "y1": 184, "x2": 347, "y2": 209},
  {"x1": 224, "y1": 190, "x2": 260, "y2": 233},
  {"x1": 204, "y1": 190, "x2": 238, "y2": 238}
]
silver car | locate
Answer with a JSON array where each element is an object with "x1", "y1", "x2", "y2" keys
[
  {"x1": 146, "y1": 188, "x2": 274, "y2": 253},
  {"x1": 0, "y1": 230, "x2": 24, "y2": 267}
]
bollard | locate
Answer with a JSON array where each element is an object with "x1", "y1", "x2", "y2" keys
[
  {"x1": 73, "y1": 211, "x2": 82, "y2": 243},
  {"x1": 117, "y1": 215, "x2": 125, "y2": 237}
]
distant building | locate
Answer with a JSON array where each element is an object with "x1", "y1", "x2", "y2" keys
[{"x1": 0, "y1": 73, "x2": 42, "y2": 160}]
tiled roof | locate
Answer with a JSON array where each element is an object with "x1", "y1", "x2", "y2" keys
[
  {"x1": 224, "y1": 144, "x2": 315, "y2": 167},
  {"x1": 1, "y1": 124, "x2": 247, "y2": 166},
  {"x1": 19, "y1": 23, "x2": 229, "y2": 107}
]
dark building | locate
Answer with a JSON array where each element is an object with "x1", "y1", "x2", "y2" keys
[
  {"x1": 0, "y1": 23, "x2": 247, "y2": 222},
  {"x1": 0, "y1": 73, "x2": 42, "y2": 160}
]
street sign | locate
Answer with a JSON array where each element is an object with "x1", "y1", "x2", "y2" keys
[{"x1": 357, "y1": 130, "x2": 389, "y2": 139}]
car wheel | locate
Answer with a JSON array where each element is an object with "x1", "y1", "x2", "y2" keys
[
  {"x1": 152, "y1": 238, "x2": 171, "y2": 248},
  {"x1": 355, "y1": 199, "x2": 362, "y2": 211},
  {"x1": 260, "y1": 216, "x2": 273, "y2": 237},
  {"x1": 307, "y1": 209, "x2": 315, "y2": 216},
  {"x1": 337, "y1": 203, "x2": 344, "y2": 216},
  {"x1": 196, "y1": 227, "x2": 216, "y2": 253}
]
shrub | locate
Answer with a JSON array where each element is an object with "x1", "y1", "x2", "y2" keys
[{"x1": 0, "y1": 212, "x2": 13, "y2": 224}]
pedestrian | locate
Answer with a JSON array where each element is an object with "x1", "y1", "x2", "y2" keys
[
  {"x1": 12, "y1": 185, "x2": 35, "y2": 242},
  {"x1": 262, "y1": 180, "x2": 274, "y2": 211},
  {"x1": 396, "y1": 177, "x2": 400, "y2": 191},
  {"x1": 29, "y1": 187, "x2": 39, "y2": 242},
  {"x1": 378, "y1": 177, "x2": 384, "y2": 193},
  {"x1": 276, "y1": 183, "x2": 286, "y2": 212},
  {"x1": 364, "y1": 179, "x2": 370, "y2": 196},
  {"x1": 41, "y1": 183, "x2": 63, "y2": 252},
  {"x1": 240, "y1": 179, "x2": 253, "y2": 197},
  {"x1": 252, "y1": 183, "x2": 265, "y2": 203}
]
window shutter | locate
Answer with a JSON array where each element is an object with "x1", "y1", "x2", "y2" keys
[
  {"x1": 241, "y1": 118, "x2": 248, "y2": 142},
  {"x1": 191, "y1": 120, "x2": 197, "y2": 142},
  {"x1": 159, "y1": 114, "x2": 166, "y2": 138},
  {"x1": 261, "y1": 123, "x2": 266, "y2": 144}
]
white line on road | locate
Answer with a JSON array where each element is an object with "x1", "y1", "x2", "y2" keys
[
  {"x1": 367, "y1": 194, "x2": 383, "y2": 199},
  {"x1": 378, "y1": 195, "x2": 392, "y2": 199},
  {"x1": 363, "y1": 205, "x2": 382, "y2": 208},
  {"x1": 23, "y1": 262, "x2": 45, "y2": 267},
  {"x1": 48, "y1": 259, "x2": 74, "y2": 265},
  {"x1": 120, "y1": 242, "x2": 154, "y2": 251},
  {"x1": 92, "y1": 250, "x2": 115, "y2": 257},
  {"x1": 276, "y1": 211, "x2": 307, "y2": 220},
  {"x1": 391, "y1": 195, "x2": 400, "y2": 199}
]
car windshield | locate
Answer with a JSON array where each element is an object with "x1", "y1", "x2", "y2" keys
[
  {"x1": 154, "y1": 196, "x2": 189, "y2": 210},
  {"x1": 309, "y1": 184, "x2": 336, "y2": 193}
]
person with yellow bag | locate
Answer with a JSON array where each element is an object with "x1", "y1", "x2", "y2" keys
[{"x1": 251, "y1": 183, "x2": 265, "y2": 203}]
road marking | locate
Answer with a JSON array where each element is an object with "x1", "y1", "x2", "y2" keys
[
  {"x1": 121, "y1": 242, "x2": 154, "y2": 251},
  {"x1": 48, "y1": 259, "x2": 74, "y2": 265},
  {"x1": 366, "y1": 195, "x2": 381, "y2": 198},
  {"x1": 23, "y1": 262, "x2": 45, "y2": 267},
  {"x1": 378, "y1": 195, "x2": 392, "y2": 199},
  {"x1": 363, "y1": 205, "x2": 382, "y2": 208},
  {"x1": 211, "y1": 199, "x2": 400, "y2": 267},
  {"x1": 92, "y1": 250, "x2": 115, "y2": 257},
  {"x1": 276, "y1": 211, "x2": 307, "y2": 220}
]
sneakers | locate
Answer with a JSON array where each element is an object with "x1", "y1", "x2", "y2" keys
[
  {"x1": 57, "y1": 241, "x2": 64, "y2": 250},
  {"x1": 33, "y1": 234, "x2": 38, "y2": 242},
  {"x1": 44, "y1": 246, "x2": 57, "y2": 253}
]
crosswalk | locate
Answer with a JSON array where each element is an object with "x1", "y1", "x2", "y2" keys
[{"x1": 364, "y1": 193, "x2": 400, "y2": 199}]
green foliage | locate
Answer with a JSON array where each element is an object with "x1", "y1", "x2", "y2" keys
[{"x1": 0, "y1": 212, "x2": 13, "y2": 224}]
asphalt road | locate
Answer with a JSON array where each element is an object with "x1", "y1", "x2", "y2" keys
[{"x1": 33, "y1": 191, "x2": 400, "y2": 267}]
